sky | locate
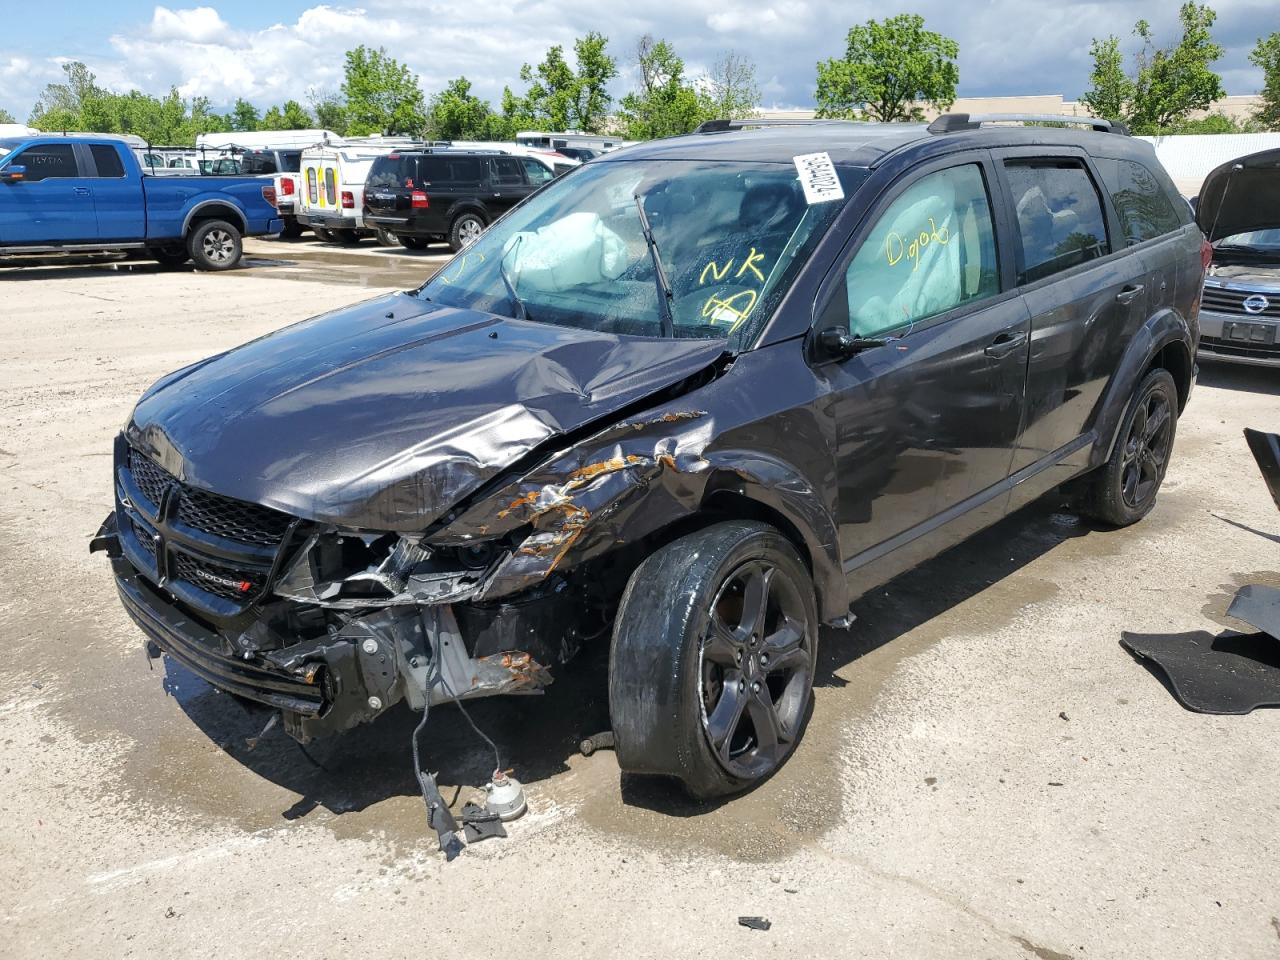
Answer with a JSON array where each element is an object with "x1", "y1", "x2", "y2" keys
[{"x1": 1, "y1": 1, "x2": 1274, "y2": 121}]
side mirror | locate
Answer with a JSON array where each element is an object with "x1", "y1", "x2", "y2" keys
[
  {"x1": 816, "y1": 326, "x2": 887, "y2": 360},
  {"x1": 1, "y1": 165, "x2": 27, "y2": 184}
]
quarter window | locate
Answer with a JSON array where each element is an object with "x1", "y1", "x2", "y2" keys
[
  {"x1": 1005, "y1": 160, "x2": 1109, "y2": 284},
  {"x1": 88, "y1": 145, "x2": 125, "y2": 178},
  {"x1": 843, "y1": 164, "x2": 1000, "y2": 338},
  {"x1": 9, "y1": 143, "x2": 78, "y2": 181},
  {"x1": 1095, "y1": 157, "x2": 1183, "y2": 245}
]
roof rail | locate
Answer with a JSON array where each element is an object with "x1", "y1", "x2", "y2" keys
[
  {"x1": 694, "y1": 117, "x2": 846, "y2": 134},
  {"x1": 927, "y1": 113, "x2": 1129, "y2": 135}
]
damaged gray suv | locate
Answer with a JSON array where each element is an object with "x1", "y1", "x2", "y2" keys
[{"x1": 94, "y1": 115, "x2": 1204, "y2": 800}]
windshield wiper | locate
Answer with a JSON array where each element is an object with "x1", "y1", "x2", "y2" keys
[
  {"x1": 634, "y1": 194, "x2": 676, "y2": 338},
  {"x1": 498, "y1": 236, "x2": 528, "y2": 322}
]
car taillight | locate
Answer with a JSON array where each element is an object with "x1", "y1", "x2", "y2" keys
[
  {"x1": 411, "y1": 191, "x2": 429, "y2": 209},
  {"x1": 262, "y1": 185, "x2": 276, "y2": 206},
  {"x1": 1200, "y1": 237, "x2": 1213, "y2": 274},
  {"x1": 341, "y1": 190, "x2": 355, "y2": 209},
  {"x1": 281, "y1": 178, "x2": 295, "y2": 196}
]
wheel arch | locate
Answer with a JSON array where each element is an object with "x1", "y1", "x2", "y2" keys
[{"x1": 182, "y1": 201, "x2": 247, "y2": 236}]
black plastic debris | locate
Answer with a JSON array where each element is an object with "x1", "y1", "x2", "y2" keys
[
  {"x1": 1120, "y1": 630, "x2": 1280, "y2": 714},
  {"x1": 460, "y1": 801, "x2": 508, "y2": 844},
  {"x1": 1227, "y1": 584, "x2": 1280, "y2": 639},
  {"x1": 1244, "y1": 428, "x2": 1280, "y2": 510},
  {"x1": 738, "y1": 917, "x2": 771, "y2": 931}
]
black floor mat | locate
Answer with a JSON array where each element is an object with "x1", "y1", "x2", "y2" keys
[{"x1": 1120, "y1": 630, "x2": 1280, "y2": 714}]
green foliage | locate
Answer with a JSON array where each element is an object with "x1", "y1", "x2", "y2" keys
[
  {"x1": 0, "y1": 108, "x2": 15, "y2": 124},
  {"x1": 341, "y1": 45, "x2": 426, "y2": 136},
  {"x1": 1085, "y1": 3, "x2": 1226, "y2": 133},
  {"x1": 1251, "y1": 32, "x2": 1280, "y2": 130},
  {"x1": 617, "y1": 36, "x2": 704, "y2": 139},
  {"x1": 230, "y1": 98, "x2": 260, "y2": 132},
  {"x1": 260, "y1": 100, "x2": 313, "y2": 130},
  {"x1": 425, "y1": 77, "x2": 511, "y2": 140},
  {"x1": 699, "y1": 50, "x2": 761, "y2": 120},
  {"x1": 308, "y1": 89, "x2": 348, "y2": 135},
  {"x1": 815, "y1": 14, "x2": 959, "y2": 122},
  {"x1": 508, "y1": 32, "x2": 618, "y2": 133}
]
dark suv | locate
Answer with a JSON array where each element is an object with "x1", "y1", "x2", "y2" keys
[
  {"x1": 363, "y1": 150, "x2": 556, "y2": 251},
  {"x1": 94, "y1": 115, "x2": 1203, "y2": 805}
]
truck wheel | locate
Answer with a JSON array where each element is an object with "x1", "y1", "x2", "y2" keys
[
  {"x1": 150, "y1": 245, "x2": 189, "y2": 269},
  {"x1": 609, "y1": 521, "x2": 817, "y2": 799},
  {"x1": 332, "y1": 228, "x2": 361, "y2": 245},
  {"x1": 187, "y1": 220, "x2": 242, "y2": 271},
  {"x1": 399, "y1": 236, "x2": 429, "y2": 251},
  {"x1": 1079, "y1": 368, "x2": 1178, "y2": 527},
  {"x1": 280, "y1": 220, "x2": 303, "y2": 240},
  {"x1": 373, "y1": 226, "x2": 399, "y2": 246},
  {"x1": 311, "y1": 226, "x2": 334, "y2": 242},
  {"x1": 449, "y1": 213, "x2": 485, "y2": 252}
]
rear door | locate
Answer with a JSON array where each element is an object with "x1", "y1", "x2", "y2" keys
[
  {"x1": 487, "y1": 156, "x2": 528, "y2": 217},
  {"x1": 995, "y1": 150, "x2": 1146, "y2": 490},
  {"x1": 0, "y1": 142, "x2": 98, "y2": 243},
  {"x1": 85, "y1": 143, "x2": 144, "y2": 240},
  {"x1": 815, "y1": 154, "x2": 1030, "y2": 593},
  {"x1": 364, "y1": 153, "x2": 417, "y2": 229}
]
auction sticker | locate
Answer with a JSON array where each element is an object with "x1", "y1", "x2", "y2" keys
[{"x1": 793, "y1": 152, "x2": 844, "y2": 204}]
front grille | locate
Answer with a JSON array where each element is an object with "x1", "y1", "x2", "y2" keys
[
  {"x1": 1201, "y1": 286, "x2": 1280, "y2": 318},
  {"x1": 120, "y1": 446, "x2": 298, "y2": 613},
  {"x1": 1200, "y1": 335, "x2": 1280, "y2": 360},
  {"x1": 171, "y1": 553, "x2": 264, "y2": 601}
]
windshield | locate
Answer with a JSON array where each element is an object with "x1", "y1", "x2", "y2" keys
[
  {"x1": 416, "y1": 158, "x2": 859, "y2": 348},
  {"x1": 1218, "y1": 229, "x2": 1280, "y2": 250}
]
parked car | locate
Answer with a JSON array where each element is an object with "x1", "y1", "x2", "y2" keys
[
  {"x1": 0, "y1": 133, "x2": 281, "y2": 269},
  {"x1": 297, "y1": 140, "x2": 410, "y2": 243},
  {"x1": 94, "y1": 115, "x2": 1202, "y2": 802},
  {"x1": 444, "y1": 140, "x2": 581, "y2": 178},
  {"x1": 363, "y1": 149, "x2": 556, "y2": 251},
  {"x1": 1193, "y1": 147, "x2": 1280, "y2": 367}
]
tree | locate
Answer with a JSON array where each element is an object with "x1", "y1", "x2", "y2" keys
[
  {"x1": 307, "y1": 88, "x2": 348, "y2": 135},
  {"x1": 260, "y1": 100, "x2": 313, "y2": 130},
  {"x1": 699, "y1": 50, "x2": 761, "y2": 120},
  {"x1": 426, "y1": 77, "x2": 502, "y2": 140},
  {"x1": 1080, "y1": 36, "x2": 1135, "y2": 121},
  {"x1": 230, "y1": 98, "x2": 260, "y2": 132},
  {"x1": 815, "y1": 14, "x2": 959, "y2": 122},
  {"x1": 0, "y1": 108, "x2": 16, "y2": 124},
  {"x1": 341, "y1": 46, "x2": 426, "y2": 136},
  {"x1": 510, "y1": 33, "x2": 618, "y2": 133},
  {"x1": 617, "y1": 36, "x2": 704, "y2": 140},
  {"x1": 1251, "y1": 32, "x2": 1280, "y2": 129}
]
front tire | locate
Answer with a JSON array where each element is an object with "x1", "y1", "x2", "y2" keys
[
  {"x1": 187, "y1": 220, "x2": 242, "y2": 271},
  {"x1": 1079, "y1": 368, "x2": 1178, "y2": 526},
  {"x1": 399, "y1": 235, "x2": 430, "y2": 250},
  {"x1": 610, "y1": 521, "x2": 817, "y2": 799},
  {"x1": 448, "y1": 212, "x2": 485, "y2": 252}
]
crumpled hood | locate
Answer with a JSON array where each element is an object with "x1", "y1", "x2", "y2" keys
[
  {"x1": 126, "y1": 292, "x2": 727, "y2": 531},
  {"x1": 1198, "y1": 147, "x2": 1280, "y2": 242}
]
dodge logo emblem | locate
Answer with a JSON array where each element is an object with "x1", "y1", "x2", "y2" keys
[{"x1": 1243, "y1": 294, "x2": 1270, "y2": 314}]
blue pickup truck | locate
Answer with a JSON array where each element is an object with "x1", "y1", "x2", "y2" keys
[{"x1": 0, "y1": 134, "x2": 282, "y2": 270}]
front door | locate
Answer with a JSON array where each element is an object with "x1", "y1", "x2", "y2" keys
[
  {"x1": 815, "y1": 157, "x2": 1029, "y2": 595},
  {"x1": 487, "y1": 157, "x2": 530, "y2": 217},
  {"x1": 0, "y1": 142, "x2": 98, "y2": 244}
]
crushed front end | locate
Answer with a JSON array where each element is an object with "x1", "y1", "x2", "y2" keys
[{"x1": 92, "y1": 434, "x2": 598, "y2": 743}]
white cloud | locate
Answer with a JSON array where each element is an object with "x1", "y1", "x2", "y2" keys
[{"x1": 0, "y1": 1, "x2": 1269, "y2": 121}]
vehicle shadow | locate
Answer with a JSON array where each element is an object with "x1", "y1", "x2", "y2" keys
[
  {"x1": 1197, "y1": 361, "x2": 1280, "y2": 396},
  {"x1": 166, "y1": 499, "x2": 1097, "y2": 820}
]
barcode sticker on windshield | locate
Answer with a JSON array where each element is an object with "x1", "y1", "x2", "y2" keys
[{"x1": 793, "y1": 152, "x2": 844, "y2": 205}]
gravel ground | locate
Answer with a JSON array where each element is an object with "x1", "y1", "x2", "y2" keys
[{"x1": 2, "y1": 252, "x2": 1278, "y2": 959}]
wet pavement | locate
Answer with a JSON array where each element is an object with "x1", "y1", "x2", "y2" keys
[{"x1": 3, "y1": 261, "x2": 1280, "y2": 959}]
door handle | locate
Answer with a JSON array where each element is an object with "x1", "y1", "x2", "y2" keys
[
  {"x1": 984, "y1": 329, "x2": 1027, "y2": 359},
  {"x1": 73, "y1": 187, "x2": 91, "y2": 197},
  {"x1": 1115, "y1": 283, "x2": 1144, "y2": 304}
]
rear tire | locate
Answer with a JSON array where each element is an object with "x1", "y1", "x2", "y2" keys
[
  {"x1": 609, "y1": 521, "x2": 818, "y2": 799},
  {"x1": 1079, "y1": 368, "x2": 1178, "y2": 526},
  {"x1": 373, "y1": 226, "x2": 398, "y2": 246},
  {"x1": 448, "y1": 212, "x2": 485, "y2": 252},
  {"x1": 332, "y1": 228, "x2": 361, "y2": 245},
  {"x1": 399, "y1": 235, "x2": 429, "y2": 250},
  {"x1": 311, "y1": 226, "x2": 334, "y2": 242},
  {"x1": 186, "y1": 220, "x2": 242, "y2": 271}
]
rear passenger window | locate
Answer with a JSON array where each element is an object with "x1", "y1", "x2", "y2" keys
[
  {"x1": 418, "y1": 157, "x2": 449, "y2": 182},
  {"x1": 1005, "y1": 160, "x2": 1109, "y2": 284},
  {"x1": 9, "y1": 144, "x2": 78, "y2": 182},
  {"x1": 492, "y1": 157, "x2": 525, "y2": 185},
  {"x1": 89, "y1": 145, "x2": 125, "y2": 178},
  {"x1": 449, "y1": 158, "x2": 483, "y2": 182},
  {"x1": 1095, "y1": 157, "x2": 1183, "y2": 245},
  {"x1": 306, "y1": 167, "x2": 318, "y2": 203},
  {"x1": 324, "y1": 167, "x2": 337, "y2": 205},
  {"x1": 843, "y1": 163, "x2": 1000, "y2": 338}
]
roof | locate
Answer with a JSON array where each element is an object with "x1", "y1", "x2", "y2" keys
[{"x1": 602, "y1": 118, "x2": 1159, "y2": 169}]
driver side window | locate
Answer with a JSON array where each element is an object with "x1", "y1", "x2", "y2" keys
[{"x1": 844, "y1": 164, "x2": 1000, "y2": 338}]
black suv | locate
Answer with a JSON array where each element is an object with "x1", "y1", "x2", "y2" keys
[
  {"x1": 95, "y1": 116, "x2": 1203, "y2": 805},
  {"x1": 363, "y1": 150, "x2": 556, "y2": 251}
]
